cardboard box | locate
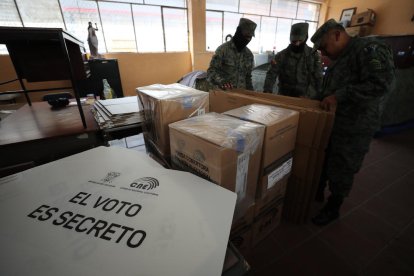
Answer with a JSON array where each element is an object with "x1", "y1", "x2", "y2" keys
[
  {"x1": 137, "y1": 83, "x2": 209, "y2": 163},
  {"x1": 210, "y1": 90, "x2": 330, "y2": 149},
  {"x1": 346, "y1": 25, "x2": 373, "y2": 37},
  {"x1": 209, "y1": 90, "x2": 335, "y2": 223},
  {"x1": 350, "y1": 9, "x2": 376, "y2": 27},
  {"x1": 169, "y1": 113, "x2": 265, "y2": 220},
  {"x1": 223, "y1": 104, "x2": 299, "y2": 169},
  {"x1": 224, "y1": 104, "x2": 298, "y2": 203},
  {"x1": 255, "y1": 173, "x2": 289, "y2": 215},
  {"x1": 252, "y1": 199, "x2": 284, "y2": 246},
  {"x1": 230, "y1": 225, "x2": 253, "y2": 256}
]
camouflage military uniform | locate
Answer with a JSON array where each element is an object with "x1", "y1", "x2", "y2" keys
[
  {"x1": 206, "y1": 40, "x2": 254, "y2": 90},
  {"x1": 263, "y1": 46, "x2": 323, "y2": 97},
  {"x1": 318, "y1": 36, "x2": 395, "y2": 197}
]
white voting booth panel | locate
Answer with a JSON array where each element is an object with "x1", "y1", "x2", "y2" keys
[{"x1": 0, "y1": 147, "x2": 236, "y2": 276}]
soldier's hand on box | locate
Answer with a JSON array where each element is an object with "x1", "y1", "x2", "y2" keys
[
  {"x1": 221, "y1": 82, "x2": 234, "y2": 90},
  {"x1": 321, "y1": 95, "x2": 337, "y2": 111}
]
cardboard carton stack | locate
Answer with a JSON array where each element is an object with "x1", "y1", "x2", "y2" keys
[
  {"x1": 209, "y1": 89, "x2": 335, "y2": 224},
  {"x1": 223, "y1": 104, "x2": 299, "y2": 246},
  {"x1": 137, "y1": 83, "x2": 209, "y2": 166},
  {"x1": 169, "y1": 112, "x2": 265, "y2": 222},
  {"x1": 346, "y1": 9, "x2": 376, "y2": 37}
]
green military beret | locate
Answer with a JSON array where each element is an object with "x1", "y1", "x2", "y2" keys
[
  {"x1": 238, "y1": 18, "x2": 257, "y2": 37},
  {"x1": 290, "y1": 22, "x2": 309, "y2": 42},
  {"x1": 311, "y1": 18, "x2": 344, "y2": 51}
]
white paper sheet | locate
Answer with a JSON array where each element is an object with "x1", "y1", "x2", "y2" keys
[{"x1": 0, "y1": 147, "x2": 236, "y2": 276}]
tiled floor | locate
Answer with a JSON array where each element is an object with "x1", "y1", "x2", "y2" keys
[
  {"x1": 244, "y1": 128, "x2": 414, "y2": 276},
  {"x1": 110, "y1": 129, "x2": 414, "y2": 276}
]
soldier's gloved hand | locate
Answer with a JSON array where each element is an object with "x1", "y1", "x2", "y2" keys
[
  {"x1": 320, "y1": 95, "x2": 337, "y2": 111},
  {"x1": 220, "y1": 82, "x2": 234, "y2": 90}
]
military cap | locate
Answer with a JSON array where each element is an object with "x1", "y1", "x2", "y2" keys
[
  {"x1": 311, "y1": 19, "x2": 344, "y2": 51},
  {"x1": 290, "y1": 22, "x2": 309, "y2": 42},
  {"x1": 238, "y1": 18, "x2": 257, "y2": 37}
]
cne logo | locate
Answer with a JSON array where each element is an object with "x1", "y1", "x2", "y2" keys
[{"x1": 130, "y1": 177, "x2": 159, "y2": 190}]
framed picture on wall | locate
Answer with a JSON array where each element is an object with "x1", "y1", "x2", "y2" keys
[{"x1": 340, "y1": 7, "x2": 357, "y2": 23}]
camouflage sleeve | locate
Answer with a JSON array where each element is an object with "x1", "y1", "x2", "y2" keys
[
  {"x1": 312, "y1": 51, "x2": 323, "y2": 98},
  {"x1": 263, "y1": 52, "x2": 282, "y2": 92},
  {"x1": 207, "y1": 46, "x2": 226, "y2": 86},
  {"x1": 245, "y1": 53, "x2": 254, "y2": 90},
  {"x1": 335, "y1": 42, "x2": 395, "y2": 104}
]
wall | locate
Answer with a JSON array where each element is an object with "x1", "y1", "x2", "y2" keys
[
  {"x1": 326, "y1": 0, "x2": 414, "y2": 35},
  {"x1": 103, "y1": 52, "x2": 192, "y2": 96}
]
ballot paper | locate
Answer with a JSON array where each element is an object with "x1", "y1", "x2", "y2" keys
[{"x1": 0, "y1": 147, "x2": 236, "y2": 276}]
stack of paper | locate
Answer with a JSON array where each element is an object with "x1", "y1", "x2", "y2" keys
[
  {"x1": 91, "y1": 97, "x2": 143, "y2": 129},
  {"x1": 0, "y1": 147, "x2": 236, "y2": 276}
]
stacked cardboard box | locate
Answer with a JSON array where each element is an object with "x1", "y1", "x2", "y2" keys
[
  {"x1": 346, "y1": 9, "x2": 376, "y2": 37},
  {"x1": 169, "y1": 112, "x2": 265, "y2": 222},
  {"x1": 224, "y1": 104, "x2": 299, "y2": 247},
  {"x1": 137, "y1": 83, "x2": 209, "y2": 166},
  {"x1": 209, "y1": 89, "x2": 335, "y2": 224}
]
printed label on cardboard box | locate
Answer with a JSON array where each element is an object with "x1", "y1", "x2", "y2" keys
[
  {"x1": 267, "y1": 158, "x2": 292, "y2": 189},
  {"x1": 236, "y1": 152, "x2": 249, "y2": 202},
  {"x1": 197, "y1": 108, "x2": 206, "y2": 116}
]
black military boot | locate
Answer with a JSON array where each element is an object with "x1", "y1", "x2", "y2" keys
[{"x1": 312, "y1": 194, "x2": 343, "y2": 226}]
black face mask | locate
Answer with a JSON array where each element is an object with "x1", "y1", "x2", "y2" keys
[
  {"x1": 289, "y1": 42, "x2": 306, "y2": 53},
  {"x1": 232, "y1": 27, "x2": 250, "y2": 52}
]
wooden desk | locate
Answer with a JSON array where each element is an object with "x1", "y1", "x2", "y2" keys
[
  {"x1": 0, "y1": 102, "x2": 104, "y2": 176},
  {"x1": 0, "y1": 27, "x2": 89, "y2": 128}
]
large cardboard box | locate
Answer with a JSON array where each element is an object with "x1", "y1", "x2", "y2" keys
[
  {"x1": 350, "y1": 9, "x2": 376, "y2": 27},
  {"x1": 137, "y1": 83, "x2": 209, "y2": 164},
  {"x1": 209, "y1": 90, "x2": 335, "y2": 223},
  {"x1": 251, "y1": 198, "x2": 284, "y2": 246},
  {"x1": 223, "y1": 104, "x2": 299, "y2": 169},
  {"x1": 346, "y1": 25, "x2": 373, "y2": 37},
  {"x1": 223, "y1": 104, "x2": 298, "y2": 204},
  {"x1": 169, "y1": 113, "x2": 265, "y2": 220}
]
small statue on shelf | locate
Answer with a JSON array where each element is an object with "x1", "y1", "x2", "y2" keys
[{"x1": 87, "y1": 22, "x2": 99, "y2": 59}]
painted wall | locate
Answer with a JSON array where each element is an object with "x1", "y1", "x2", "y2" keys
[
  {"x1": 103, "y1": 52, "x2": 192, "y2": 96},
  {"x1": 326, "y1": 0, "x2": 414, "y2": 35}
]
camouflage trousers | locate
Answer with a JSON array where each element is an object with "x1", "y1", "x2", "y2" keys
[{"x1": 321, "y1": 132, "x2": 373, "y2": 197}]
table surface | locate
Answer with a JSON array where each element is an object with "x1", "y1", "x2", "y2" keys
[{"x1": 0, "y1": 102, "x2": 98, "y2": 146}]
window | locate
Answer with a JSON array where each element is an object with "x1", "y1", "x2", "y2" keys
[
  {"x1": 270, "y1": 0, "x2": 298, "y2": 18},
  {"x1": 207, "y1": 0, "x2": 239, "y2": 13},
  {"x1": 239, "y1": 0, "x2": 271, "y2": 16},
  {"x1": 0, "y1": 0, "x2": 189, "y2": 54},
  {"x1": 145, "y1": 0, "x2": 186, "y2": 8},
  {"x1": 275, "y1": 18, "x2": 292, "y2": 52},
  {"x1": 60, "y1": 0, "x2": 106, "y2": 54},
  {"x1": 206, "y1": 11, "x2": 223, "y2": 51},
  {"x1": 16, "y1": 0, "x2": 64, "y2": 28},
  {"x1": 0, "y1": 0, "x2": 22, "y2": 27},
  {"x1": 163, "y1": 8, "x2": 188, "y2": 52},
  {"x1": 207, "y1": 0, "x2": 321, "y2": 53},
  {"x1": 297, "y1": 2, "x2": 320, "y2": 21},
  {"x1": 99, "y1": 2, "x2": 136, "y2": 52},
  {"x1": 260, "y1": 17, "x2": 277, "y2": 52},
  {"x1": 133, "y1": 5, "x2": 164, "y2": 52}
]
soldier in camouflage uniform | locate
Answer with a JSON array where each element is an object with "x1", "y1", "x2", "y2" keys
[
  {"x1": 311, "y1": 19, "x2": 395, "y2": 226},
  {"x1": 263, "y1": 23, "x2": 323, "y2": 97},
  {"x1": 204, "y1": 18, "x2": 257, "y2": 91}
]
